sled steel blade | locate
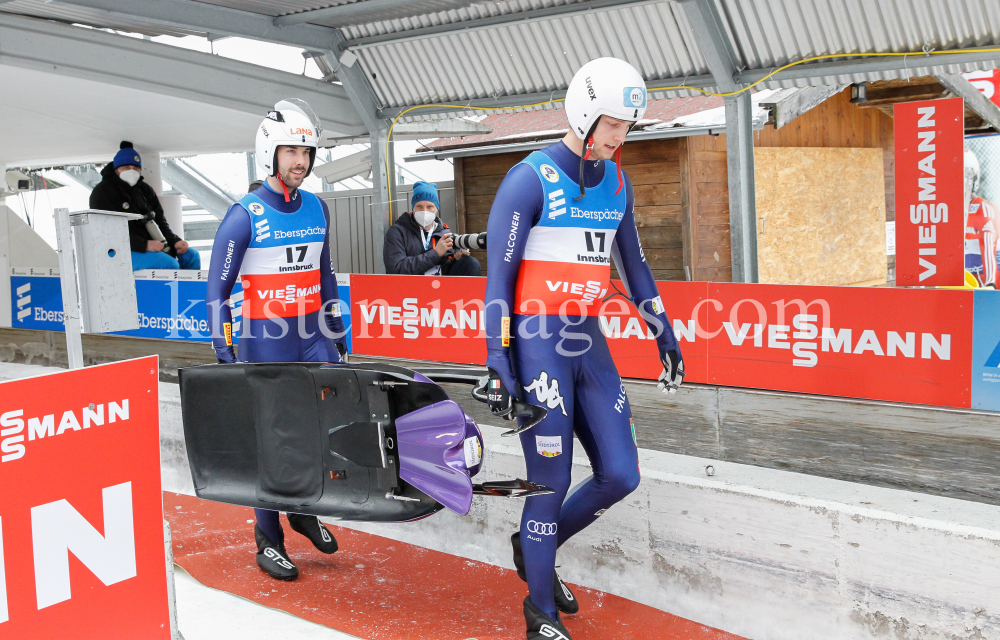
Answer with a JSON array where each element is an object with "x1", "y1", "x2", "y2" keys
[
  {"x1": 469, "y1": 373, "x2": 547, "y2": 436},
  {"x1": 472, "y1": 479, "x2": 554, "y2": 498},
  {"x1": 500, "y1": 401, "x2": 547, "y2": 437},
  {"x1": 414, "y1": 367, "x2": 488, "y2": 386}
]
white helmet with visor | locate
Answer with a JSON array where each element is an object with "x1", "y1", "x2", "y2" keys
[{"x1": 255, "y1": 99, "x2": 322, "y2": 178}]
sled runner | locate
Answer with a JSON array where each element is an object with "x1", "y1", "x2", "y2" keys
[{"x1": 179, "y1": 362, "x2": 549, "y2": 522}]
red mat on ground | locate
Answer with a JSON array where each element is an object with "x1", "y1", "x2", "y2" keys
[{"x1": 164, "y1": 491, "x2": 745, "y2": 640}]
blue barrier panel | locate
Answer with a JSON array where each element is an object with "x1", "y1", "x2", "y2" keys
[
  {"x1": 972, "y1": 289, "x2": 1000, "y2": 411},
  {"x1": 9, "y1": 270, "x2": 352, "y2": 351},
  {"x1": 11, "y1": 272, "x2": 64, "y2": 330},
  {"x1": 114, "y1": 278, "x2": 238, "y2": 342}
]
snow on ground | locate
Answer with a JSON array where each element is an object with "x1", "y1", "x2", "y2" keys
[{"x1": 175, "y1": 566, "x2": 363, "y2": 640}]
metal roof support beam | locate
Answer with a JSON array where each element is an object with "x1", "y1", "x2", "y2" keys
[
  {"x1": 51, "y1": 0, "x2": 399, "y2": 272},
  {"x1": 740, "y1": 49, "x2": 1000, "y2": 87},
  {"x1": 50, "y1": 0, "x2": 342, "y2": 51},
  {"x1": 376, "y1": 75, "x2": 720, "y2": 119},
  {"x1": 367, "y1": 122, "x2": 396, "y2": 274},
  {"x1": 680, "y1": 0, "x2": 757, "y2": 283},
  {"x1": 935, "y1": 74, "x2": 1000, "y2": 132},
  {"x1": 329, "y1": 48, "x2": 395, "y2": 274},
  {"x1": 161, "y1": 159, "x2": 233, "y2": 220},
  {"x1": 60, "y1": 166, "x2": 102, "y2": 190},
  {"x1": 0, "y1": 13, "x2": 364, "y2": 136},
  {"x1": 724, "y1": 93, "x2": 759, "y2": 283}
]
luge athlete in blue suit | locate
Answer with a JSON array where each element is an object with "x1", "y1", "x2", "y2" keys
[
  {"x1": 207, "y1": 100, "x2": 346, "y2": 581},
  {"x1": 482, "y1": 59, "x2": 686, "y2": 640}
]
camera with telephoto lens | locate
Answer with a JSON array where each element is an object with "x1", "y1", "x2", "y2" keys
[{"x1": 450, "y1": 233, "x2": 486, "y2": 252}]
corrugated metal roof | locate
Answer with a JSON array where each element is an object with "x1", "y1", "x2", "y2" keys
[
  {"x1": 721, "y1": 0, "x2": 1000, "y2": 87},
  {"x1": 340, "y1": 0, "x2": 597, "y2": 39},
  {"x1": 347, "y1": 0, "x2": 1000, "y2": 113},
  {"x1": 194, "y1": 0, "x2": 490, "y2": 25},
  {"x1": 305, "y1": 1, "x2": 495, "y2": 28},
  {"x1": 3, "y1": 0, "x2": 998, "y2": 118},
  {"x1": 354, "y1": 1, "x2": 707, "y2": 110}
]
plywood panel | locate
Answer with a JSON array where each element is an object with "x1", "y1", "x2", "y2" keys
[{"x1": 755, "y1": 147, "x2": 887, "y2": 286}]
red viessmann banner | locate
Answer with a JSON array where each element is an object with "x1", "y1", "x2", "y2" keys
[
  {"x1": 0, "y1": 357, "x2": 168, "y2": 639},
  {"x1": 895, "y1": 97, "x2": 966, "y2": 286},
  {"x1": 351, "y1": 276, "x2": 973, "y2": 409}
]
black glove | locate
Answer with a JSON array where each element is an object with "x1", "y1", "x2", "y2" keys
[
  {"x1": 335, "y1": 342, "x2": 348, "y2": 363},
  {"x1": 657, "y1": 349, "x2": 685, "y2": 394},
  {"x1": 485, "y1": 367, "x2": 514, "y2": 420}
]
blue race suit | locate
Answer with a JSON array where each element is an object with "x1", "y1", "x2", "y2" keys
[
  {"x1": 484, "y1": 141, "x2": 679, "y2": 619},
  {"x1": 206, "y1": 181, "x2": 347, "y2": 540}
]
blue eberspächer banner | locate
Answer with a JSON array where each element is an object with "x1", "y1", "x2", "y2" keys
[
  {"x1": 972, "y1": 289, "x2": 1000, "y2": 411},
  {"x1": 9, "y1": 268, "x2": 352, "y2": 351}
]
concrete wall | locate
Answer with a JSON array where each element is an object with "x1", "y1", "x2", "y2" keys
[
  {"x1": 332, "y1": 425, "x2": 1000, "y2": 640},
  {"x1": 1, "y1": 360, "x2": 996, "y2": 639},
  {"x1": 1, "y1": 334, "x2": 997, "y2": 508},
  {"x1": 0, "y1": 205, "x2": 59, "y2": 327}
]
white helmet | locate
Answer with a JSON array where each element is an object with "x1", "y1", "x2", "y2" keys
[
  {"x1": 255, "y1": 99, "x2": 322, "y2": 177},
  {"x1": 965, "y1": 147, "x2": 981, "y2": 196},
  {"x1": 564, "y1": 58, "x2": 647, "y2": 140}
]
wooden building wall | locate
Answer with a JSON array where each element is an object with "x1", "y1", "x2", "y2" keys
[
  {"x1": 456, "y1": 139, "x2": 685, "y2": 280},
  {"x1": 682, "y1": 87, "x2": 895, "y2": 282},
  {"x1": 682, "y1": 134, "x2": 731, "y2": 281},
  {"x1": 454, "y1": 87, "x2": 895, "y2": 284}
]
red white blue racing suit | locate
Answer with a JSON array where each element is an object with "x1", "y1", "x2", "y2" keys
[
  {"x1": 207, "y1": 181, "x2": 347, "y2": 536},
  {"x1": 484, "y1": 142, "x2": 679, "y2": 618},
  {"x1": 966, "y1": 196, "x2": 999, "y2": 287}
]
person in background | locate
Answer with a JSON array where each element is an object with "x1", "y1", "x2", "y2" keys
[
  {"x1": 383, "y1": 181, "x2": 481, "y2": 276},
  {"x1": 90, "y1": 142, "x2": 200, "y2": 271},
  {"x1": 964, "y1": 148, "x2": 998, "y2": 288}
]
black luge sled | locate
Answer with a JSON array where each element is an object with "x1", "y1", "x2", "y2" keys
[{"x1": 179, "y1": 362, "x2": 550, "y2": 523}]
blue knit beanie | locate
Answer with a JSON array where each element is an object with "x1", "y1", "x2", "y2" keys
[
  {"x1": 113, "y1": 147, "x2": 142, "y2": 169},
  {"x1": 411, "y1": 181, "x2": 440, "y2": 211}
]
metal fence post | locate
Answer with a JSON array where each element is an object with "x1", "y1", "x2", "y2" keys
[{"x1": 53, "y1": 208, "x2": 84, "y2": 369}]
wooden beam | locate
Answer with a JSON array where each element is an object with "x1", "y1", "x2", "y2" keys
[
  {"x1": 453, "y1": 157, "x2": 467, "y2": 236},
  {"x1": 859, "y1": 81, "x2": 947, "y2": 107},
  {"x1": 679, "y1": 137, "x2": 695, "y2": 281},
  {"x1": 759, "y1": 85, "x2": 846, "y2": 129}
]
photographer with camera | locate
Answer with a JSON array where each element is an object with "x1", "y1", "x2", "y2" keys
[{"x1": 383, "y1": 181, "x2": 482, "y2": 276}]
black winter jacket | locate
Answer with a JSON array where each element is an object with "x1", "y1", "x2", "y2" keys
[
  {"x1": 383, "y1": 212, "x2": 454, "y2": 274},
  {"x1": 89, "y1": 163, "x2": 181, "y2": 255}
]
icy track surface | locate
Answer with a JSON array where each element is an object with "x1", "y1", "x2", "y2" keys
[{"x1": 175, "y1": 566, "x2": 363, "y2": 640}]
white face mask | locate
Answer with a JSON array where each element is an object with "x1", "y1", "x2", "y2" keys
[
  {"x1": 119, "y1": 169, "x2": 141, "y2": 187},
  {"x1": 413, "y1": 210, "x2": 436, "y2": 229}
]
